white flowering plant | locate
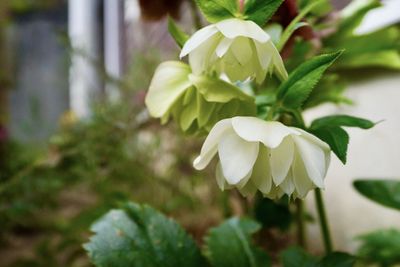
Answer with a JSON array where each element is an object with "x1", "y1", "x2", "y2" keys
[{"x1": 84, "y1": 0, "x2": 400, "y2": 266}]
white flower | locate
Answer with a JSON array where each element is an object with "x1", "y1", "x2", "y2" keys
[
  {"x1": 144, "y1": 61, "x2": 256, "y2": 134},
  {"x1": 180, "y1": 18, "x2": 288, "y2": 84},
  {"x1": 193, "y1": 117, "x2": 331, "y2": 199}
]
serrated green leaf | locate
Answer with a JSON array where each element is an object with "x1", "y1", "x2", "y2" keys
[
  {"x1": 318, "y1": 252, "x2": 356, "y2": 267},
  {"x1": 277, "y1": 52, "x2": 342, "y2": 109},
  {"x1": 310, "y1": 126, "x2": 349, "y2": 164},
  {"x1": 195, "y1": 0, "x2": 238, "y2": 23},
  {"x1": 167, "y1": 17, "x2": 189, "y2": 48},
  {"x1": 204, "y1": 217, "x2": 271, "y2": 267},
  {"x1": 357, "y1": 229, "x2": 400, "y2": 266},
  {"x1": 281, "y1": 246, "x2": 318, "y2": 267},
  {"x1": 243, "y1": 0, "x2": 284, "y2": 26},
  {"x1": 84, "y1": 202, "x2": 205, "y2": 267},
  {"x1": 353, "y1": 180, "x2": 400, "y2": 211},
  {"x1": 310, "y1": 115, "x2": 375, "y2": 130},
  {"x1": 303, "y1": 74, "x2": 351, "y2": 109}
]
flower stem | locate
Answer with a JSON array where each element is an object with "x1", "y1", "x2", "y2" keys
[
  {"x1": 295, "y1": 199, "x2": 306, "y2": 248},
  {"x1": 314, "y1": 188, "x2": 333, "y2": 254}
]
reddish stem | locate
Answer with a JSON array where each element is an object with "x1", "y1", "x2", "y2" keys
[{"x1": 239, "y1": 0, "x2": 245, "y2": 13}]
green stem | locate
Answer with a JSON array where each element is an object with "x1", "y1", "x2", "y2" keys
[
  {"x1": 314, "y1": 188, "x2": 333, "y2": 254},
  {"x1": 188, "y1": 0, "x2": 202, "y2": 30},
  {"x1": 295, "y1": 199, "x2": 306, "y2": 248}
]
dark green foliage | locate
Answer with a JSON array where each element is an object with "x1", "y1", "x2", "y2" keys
[
  {"x1": 281, "y1": 247, "x2": 355, "y2": 267},
  {"x1": 281, "y1": 246, "x2": 318, "y2": 267},
  {"x1": 353, "y1": 180, "x2": 400, "y2": 211},
  {"x1": 357, "y1": 229, "x2": 400, "y2": 267},
  {"x1": 204, "y1": 217, "x2": 271, "y2": 267},
  {"x1": 194, "y1": 0, "x2": 238, "y2": 23},
  {"x1": 243, "y1": 0, "x2": 284, "y2": 26},
  {"x1": 84, "y1": 202, "x2": 206, "y2": 267},
  {"x1": 254, "y1": 195, "x2": 292, "y2": 231}
]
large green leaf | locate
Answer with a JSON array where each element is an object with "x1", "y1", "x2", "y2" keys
[
  {"x1": 243, "y1": 0, "x2": 284, "y2": 26},
  {"x1": 84, "y1": 202, "x2": 206, "y2": 267},
  {"x1": 277, "y1": 52, "x2": 342, "y2": 109},
  {"x1": 310, "y1": 126, "x2": 349, "y2": 164},
  {"x1": 281, "y1": 247, "x2": 355, "y2": 267},
  {"x1": 281, "y1": 246, "x2": 318, "y2": 267},
  {"x1": 310, "y1": 115, "x2": 375, "y2": 130},
  {"x1": 168, "y1": 17, "x2": 189, "y2": 48},
  {"x1": 204, "y1": 217, "x2": 271, "y2": 267},
  {"x1": 195, "y1": 0, "x2": 238, "y2": 23},
  {"x1": 357, "y1": 229, "x2": 400, "y2": 266},
  {"x1": 318, "y1": 252, "x2": 356, "y2": 267},
  {"x1": 353, "y1": 180, "x2": 400, "y2": 211}
]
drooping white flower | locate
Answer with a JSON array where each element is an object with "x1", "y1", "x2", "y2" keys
[
  {"x1": 180, "y1": 18, "x2": 288, "y2": 84},
  {"x1": 145, "y1": 61, "x2": 256, "y2": 134},
  {"x1": 193, "y1": 117, "x2": 331, "y2": 199}
]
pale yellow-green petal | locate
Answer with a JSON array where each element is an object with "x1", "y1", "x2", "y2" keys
[{"x1": 145, "y1": 61, "x2": 192, "y2": 118}]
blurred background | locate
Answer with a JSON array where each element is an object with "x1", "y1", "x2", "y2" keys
[{"x1": 0, "y1": 0, "x2": 399, "y2": 266}]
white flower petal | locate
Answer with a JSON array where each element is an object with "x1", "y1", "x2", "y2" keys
[
  {"x1": 218, "y1": 131, "x2": 259, "y2": 185},
  {"x1": 250, "y1": 145, "x2": 272, "y2": 194},
  {"x1": 293, "y1": 135, "x2": 326, "y2": 188},
  {"x1": 145, "y1": 61, "x2": 192, "y2": 118},
  {"x1": 253, "y1": 40, "x2": 273, "y2": 69},
  {"x1": 216, "y1": 38, "x2": 234, "y2": 58},
  {"x1": 231, "y1": 117, "x2": 300, "y2": 148},
  {"x1": 193, "y1": 119, "x2": 233, "y2": 170},
  {"x1": 180, "y1": 25, "x2": 219, "y2": 58},
  {"x1": 270, "y1": 136, "x2": 294, "y2": 185},
  {"x1": 189, "y1": 33, "x2": 221, "y2": 74},
  {"x1": 280, "y1": 171, "x2": 295, "y2": 195},
  {"x1": 215, "y1": 162, "x2": 233, "y2": 191},
  {"x1": 292, "y1": 151, "x2": 314, "y2": 198},
  {"x1": 216, "y1": 18, "x2": 270, "y2": 43}
]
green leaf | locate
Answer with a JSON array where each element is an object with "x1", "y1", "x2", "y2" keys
[
  {"x1": 310, "y1": 115, "x2": 375, "y2": 130},
  {"x1": 310, "y1": 126, "x2": 349, "y2": 164},
  {"x1": 281, "y1": 247, "x2": 356, "y2": 267},
  {"x1": 195, "y1": 0, "x2": 238, "y2": 23},
  {"x1": 281, "y1": 246, "x2": 318, "y2": 267},
  {"x1": 277, "y1": 51, "x2": 342, "y2": 109},
  {"x1": 357, "y1": 229, "x2": 400, "y2": 266},
  {"x1": 243, "y1": 0, "x2": 284, "y2": 26},
  {"x1": 303, "y1": 74, "x2": 351, "y2": 109},
  {"x1": 84, "y1": 202, "x2": 205, "y2": 267},
  {"x1": 353, "y1": 180, "x2": 400, "y2": 211},
  {"x1": 277, "y1": 0, "x2": 324, "y2": 51},
  {"x1": 204, "y1": 217, "x2": 271, "y2": 267},
  {"x1": 318, "y1": 252, "x2": 356, "y2": 267},
  {"x1": 167, "y1": 17, "x2": 189, "y2": 48}
]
